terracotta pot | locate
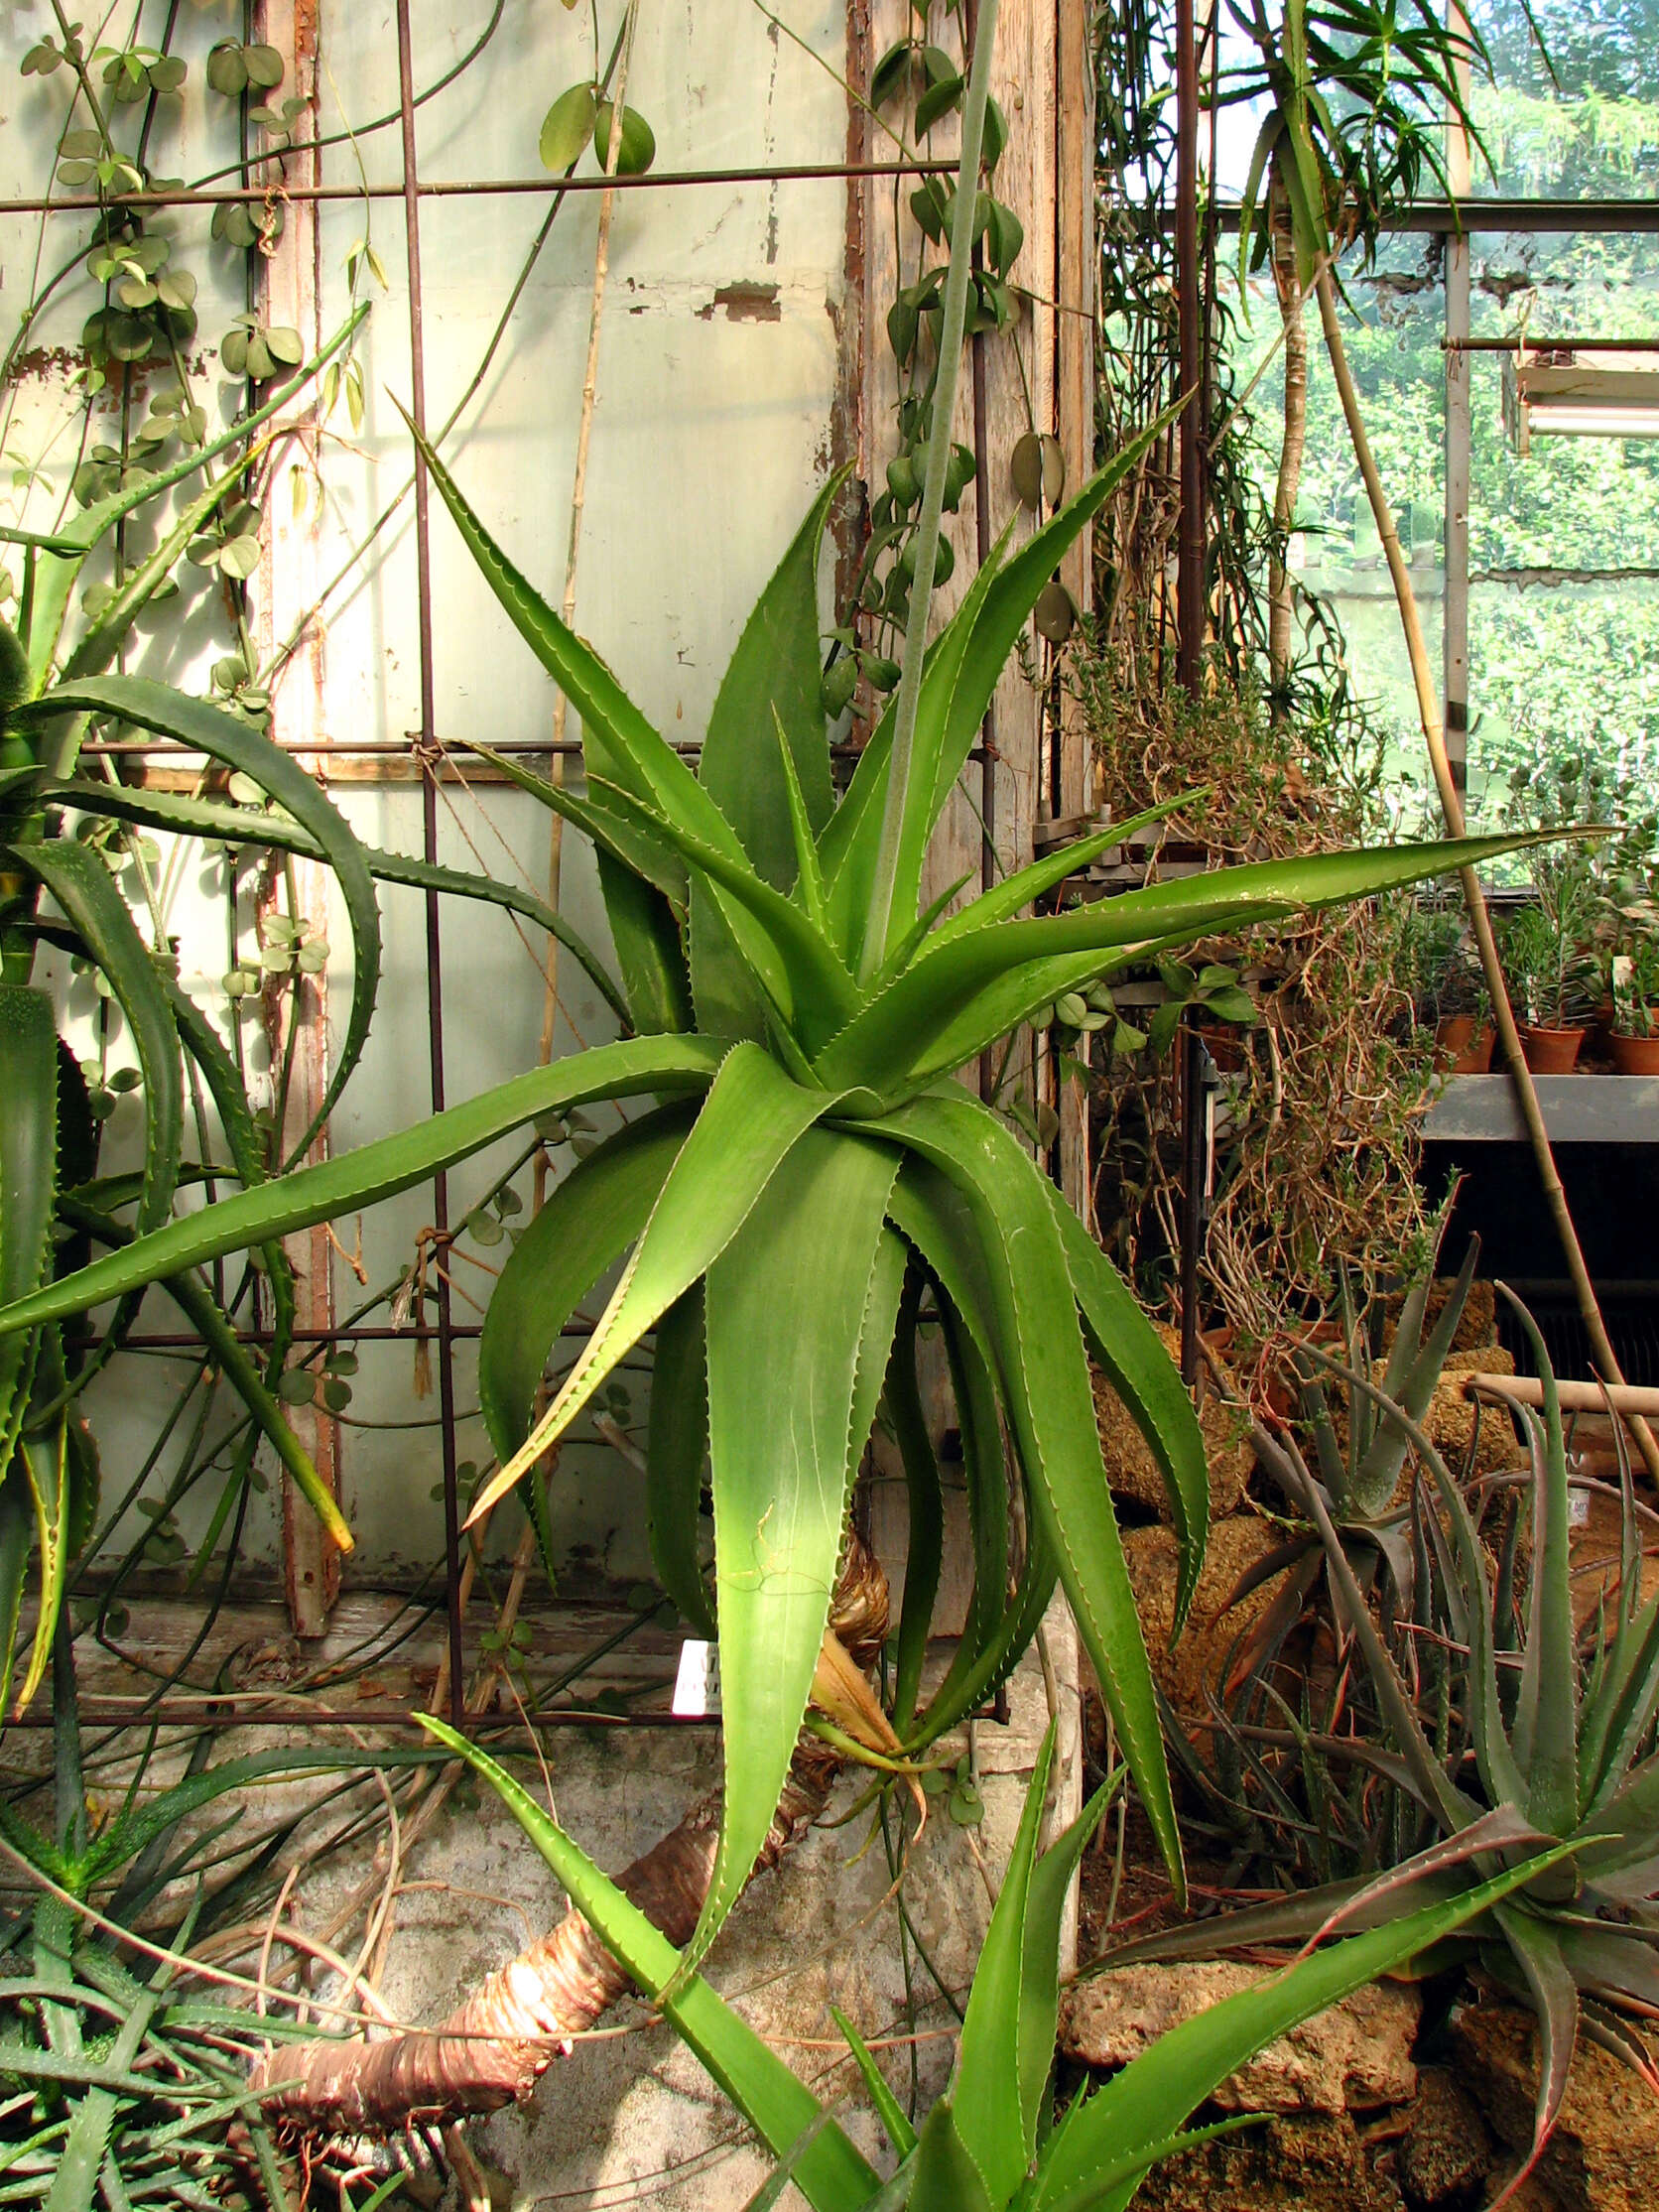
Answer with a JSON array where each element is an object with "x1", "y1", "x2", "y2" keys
[
  {"x1": 1434, "y1": 1015, "x2": 1495, "y2": 1075},
  {"x1": 1518, "y1": 1023, "x2": 1587, "y2": 1074},
  {"x1": 1610, "y1": 1030, "x2": 1659, "y2": 1075}
]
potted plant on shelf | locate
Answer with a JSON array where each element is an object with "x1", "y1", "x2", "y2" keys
[
  {"x1": 1601, "y1": 869, "x2": 1659, "y2": 1074},
  {"x1": 1502, "y1": 900, "x2": 1598, "y2": 1069},
  {"x1": 1408, "y1": 902, "x2": 1492, "y2": 1073},
  {"x1": 1610, "y1": 939, "x2": 1659, "y2": 1073}
]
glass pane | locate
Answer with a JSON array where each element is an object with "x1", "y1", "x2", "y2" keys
[
  {"x1": 1465, "y1": 232, "x2": 1659, "y2": 820},
  {"x1": 1468, "y1": 0, "x2": 1659, "y2": 198}
]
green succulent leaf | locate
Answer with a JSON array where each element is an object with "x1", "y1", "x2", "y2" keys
[
  {"x1": 478, "y1": 1105, "x2": 694, "y2": 1468},
  {"x1": 25, "y1": 676, "x2": 379, "y2": 1158},
  {"x1": 467, "y1": 1043, "x2": 842, "y2": 1525},
  {"x1": 0, "y1": 1036, "x2": 723, "y2": 1339},
  {"x1": 416, "y1": 1715, "x2": 880, "y2": 2212},
  {"x1": 686, "y1": 1124, "x2": 901, "y2": 1980}
]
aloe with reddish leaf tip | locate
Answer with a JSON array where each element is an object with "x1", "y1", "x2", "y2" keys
[
  {"x1": 1105, "y1": 1290, "x2": 1659, "y2": 2177},
  {"x1": 0, "y1": 5, "x2": 1548, "y2": 1970}
]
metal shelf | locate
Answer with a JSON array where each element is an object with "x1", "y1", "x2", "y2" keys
[{"x1": 1424, "y1": 1074, "x2": 1659, "y2": 1144}]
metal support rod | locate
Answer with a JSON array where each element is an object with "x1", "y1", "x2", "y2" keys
[
  {"x1": 394, "y1": 0, "x2": 465, "y2": 1733},
  {"x1": 1178, "y1": 1026, "x2": 1206, "y2": 1387},
  {"x1": 0, "y1": 160, "x2": 958, "y2": 216},
  {"x1": 1175, "y1": 0, "x2": 1204, "y2": 700},
  {"x1": 1444, "y1": 8, "x2": 1471, "y2": 799},
  {"x1": 1175, "y1": 0, "x2": 1206, "y2": 1385}
]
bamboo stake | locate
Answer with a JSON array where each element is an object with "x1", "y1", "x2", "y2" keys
[
  {"x1": 1313, "y1": 267, "x2": 1659, "y2": 1489},
  {"x1": 533, "y1": 1, "x2": 639, "y2": 1213}
]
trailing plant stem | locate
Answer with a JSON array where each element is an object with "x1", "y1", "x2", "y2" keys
[
  {"x1": 1313, "y1": 267, "x2": 1659, "y2": 1489},
  {"x1": 861, "y1": 0, "x2": 1000, "y2": 979}
]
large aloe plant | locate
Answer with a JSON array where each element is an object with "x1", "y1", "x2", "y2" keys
[
  {"x1": 425, "y1": 1711, "x2": 1573, "y2": 2212},
  {"x1": 0, "y1": 12, "x2": 1543, "y2": 1973}
]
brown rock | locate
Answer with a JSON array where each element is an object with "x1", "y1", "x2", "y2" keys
[
  {"x1": 1121, "y1": 1514, "x2": 1292, "y2": 1727},
  {"x1": 1450, "y1": 1999, "x2": 1659, "y2": 2212},
  {"x1": 1060, "y1": 1960, "x2": 1420, "y2": 2115},
  {"x1": 1119, "y1": 2111, "x2": 1405, "y2": 2212},
  {"x1": 1398, "y1": 2064, "x2": 1494, "y2": 2207},
  {"x1": 1095, "y1": 1323, "x2": 1254, "y2": 1523}
]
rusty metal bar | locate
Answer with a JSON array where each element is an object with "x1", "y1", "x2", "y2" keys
[
  {"x1": 0, "y1": 160, "x2": 957, "y2": 217},
  {"x1": 394, "y1": 0, "x2": 465, "y2": 1733}
]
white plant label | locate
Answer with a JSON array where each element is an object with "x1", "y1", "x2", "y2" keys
[{"x1": 673, "y1": 1638, "x2": 721, "y2": 1717}]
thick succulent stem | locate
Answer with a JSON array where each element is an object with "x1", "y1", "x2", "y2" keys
[
  {"x1": 247, "y1": 1744, "x2": 841, "y2": 2133},
  {"x1": 247, "y1": 1534, "x2": 889, "y2": 2135}
]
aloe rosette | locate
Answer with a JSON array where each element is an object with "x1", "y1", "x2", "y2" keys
[{"x1": 0, "y1": 388, "x2": 1546, "y2": 1973}]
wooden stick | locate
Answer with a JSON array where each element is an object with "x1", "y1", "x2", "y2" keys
[
  {"x1": 1313, "y1": 267, "x2": 1659, "y2": 1491},
  {"x1": 1466, "y1": 1374, "x2": 1659, "y2": 1420}
]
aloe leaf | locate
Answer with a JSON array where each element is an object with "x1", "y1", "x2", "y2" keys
[
  {"x1": 27, "y1": 677, "x2": 380, "y2": 1158},
  {"x1": 477, "y1": 742, "x2": 690, "y2": 909},
  {"x1": 599, "y1": 848, "x2": 695, "y2": 1034},
  {"x1": 19, "y1": 838, "x2": 181, "y2": 1257},
  {"x1": 884, "y1": 1170, "x2": 1058, "y2": 1751},
  {"x1": 407, "y1": 409, "x2": 749, "y2": 864},
  {"x1": 923, "y1": 795, "x2": 1199, "y2": 955},
  {"x1": 58, "y1": 1195, "x2": 349, "y2": 1554},
  {"x1": 824, "y1": 424, "x2": 1172, "y2": 972},
  {"x1": 1033, "y1": 1844, "x2": 1579, "y2": 2212},
  {"x1": 0, "y1": 988, "x2": 57, "y2": 1461},
  {"x1": 909, "y1": 2101, "x2": 995, "y2": 2212},
  {"x1": 47, "y1": 781, "x2": 632, "y2": 1029},
  {"x1": 416, "y1": 1716, "x2": 880, "y2": 2212},
  {"x1": 583, "y1": 770, "x2": 859, "y2": 1044},
  {"x1": 481, "y1": 742, "x2": 845, "y2": 1047},
  {"x1": 1049, "y1": 1190, "x2": 1209, "y2": 1629},
  {"x1": 953, "y1": 1722, "x2": 1058, "y2": 2196},
  {"x1": 1253, "y1": 1415, "x2": 1482, "y2": 1831},
  {"x1": 477, "y1": 1105, "x2": 695, "y2": 1467},
  {"x1": 815, "y1": 831, "x2": 1554, "y2": 1099},
  {"x1": 14, "y1": 1418, "x2": 68, "y2": 1713},
  {"x1": 830, "y1": 2005, "x2": 917, "y2": 2158},
  {"x1": 0, "y1": 1461, "x2": 32, "y2": 1718},
  {"x1": 687, "y1": 1125, "x2": 902, "y2": 1981},
  {"x1": 0, "y1": 1035, "x2": 723, "y2": 1338},
  {"x1": 702, "y1": 469, "x2": 844, "y2": 887},
  {"x1": 1351, "y1": 1237, "x2": 1479, "y2": 1521},
  {"x1": 1501, "y1": 1292, "x2": 1579, "y2": 1835},
  {"x1": 61, "y1": 458, "x2": 258, "y2": 689},
  {"x1": 1036, "y1": 2118, "x2": 1274, "y2": 2212},
  {"x1": 160, "y1": 969, "x2": 296, "y2": 1362},
  {"x1": 888, "y1": 1266, "x2": 944, "y2": 1734},
  {"x1": 1020, "y1": 1779, "x2": 1119, "y2": 2143},
  {"x1": 1492, "y1": 1902, "x2": 1580, "y2": 2165},
  {"x1": 646, "y1": 1283, "x2": 714, "y2": 1634},
  {"x1": 22, "y1": 307, "x2": 367, "y2": 698},
  {"x1": 875, "y1": 1091, "x2": 1183, "y2": 1899},
  {"x1": 468, "y1": 1043, "x2": 840, "y2": 1525}
]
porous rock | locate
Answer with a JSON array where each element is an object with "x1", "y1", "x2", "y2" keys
[
  {"x1": 1095, "y1": 1323, "x2": 1255, "y2": 1522},
  {"x1": 1060, "y1": 1960, "x2": 1420, "y2": 2114},
  {"x1": 1107, "y1": 2111, "x2": 1405, "y2": 2212},
  {"x1": 1120, "y1": 1513, "x2": 1290, "y2": 1727},
  {"x1": 1450, "y1": 1999, "x2": 1659, "y2": 2212}
]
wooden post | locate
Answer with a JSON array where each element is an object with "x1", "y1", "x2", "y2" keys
[{"x1": 257, "y1": 0, "x2": 342, "y2": 1635}]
